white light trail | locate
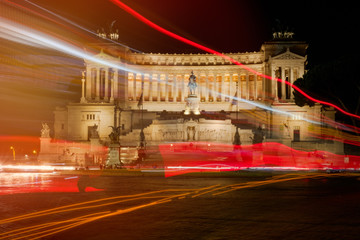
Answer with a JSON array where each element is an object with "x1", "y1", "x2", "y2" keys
[
  {"x1": 23, "y1": 0, "x2": 142, "y2": 53},
  {"x1": 0, "y1": 17, "x2": 143, "y2": 74}
]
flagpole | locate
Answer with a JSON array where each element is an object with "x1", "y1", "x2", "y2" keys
[
  {"x1": 236, "y1": 81, "x2": 239, "y2": 125},
  {"x1": 233, "y1": 80, "x2": 241, "y2": 146}
]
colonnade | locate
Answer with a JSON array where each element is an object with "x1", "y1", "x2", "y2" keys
[
  {"x1": 127, "y1": 72, "x2": 265, "y2": 103},
  {"x1": 82, "y1": 67, "x2": 301, "y2": 103},
  {"x1": 84, "y1": 67, "x2": 119, "y2": 102},
  {"x1": 271, "y1": 66, "x2": 301, "y2": 101}
]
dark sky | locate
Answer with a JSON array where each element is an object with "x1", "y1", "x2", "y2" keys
[
  {"x1": 30, "y1": 0, "x2": 360, "y2": 61},
  {"x1": 0, "y1": 0, "x2": 359, "y2": 154},
  {"x1": 30, "y1": 0, "x2": 302, "y2": 53}
]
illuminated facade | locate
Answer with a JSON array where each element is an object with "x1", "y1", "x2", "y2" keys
[{"x1": 41, "y1": 36, "x2": 343, "y2": 165}]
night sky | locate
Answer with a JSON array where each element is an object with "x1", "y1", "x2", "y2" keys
[
  {"x1": 30, "y1": 0, "x2": 359, "y2": 60},
  {"x1": 0, "y1": 0, "x2": 359, "y2": 153}
]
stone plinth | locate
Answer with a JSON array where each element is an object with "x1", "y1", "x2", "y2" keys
[
  {"x1": 106, "y1": 143, "x2": 120, "y2": 167},
  {"x1": 39, "y1": 137, "x2": 51, "y2": 153},
  {"x1": 90, "y1": 138, "x2": 101, "y2": 152},
  {"x1": 184, "y1": 95, "x2": 200, "y2": 115}
]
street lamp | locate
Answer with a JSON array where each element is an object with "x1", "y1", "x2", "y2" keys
[
  {"x1": 10, "y1": 146, "x2": 15, "y2": 161},
  {"x1": 32, "y1": 150, "x2": 38, "y2": 162}
]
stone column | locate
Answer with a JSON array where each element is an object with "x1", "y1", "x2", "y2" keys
[
  {"x1": 170, "y1": 74, "x2": 175, "y2": 101},
  {"x1": 220, "y1": 74, "x2": 224, "y2": 101},
  {"x1": 110, "y1": 76, "x2": 114, "y2": 103},
  {"x1": 181, "y1": 75, "x2": 185, "y2": 102},
  {"x1": 128, "y1": 72, "x2": 133, "y2": 101},
  {"x1": 205, "y1": 74, "x2": 209, "y2": 102},
  {"x1": 134, "y1": 73, "x2": 137, "y2": 101},
  {"x1": 157, "y1": 74, "x2": 161, "y2": 102},
  {"x1": 149, "y1": 74, "x2": 153, "y2": 102},
  {"x1": 165, "y1": 74, "x2": 169, "y2": 102},
  {"x1": 246, "y1": 73, "x2": 249, "y2": 100},
  {"x1": 141, "y1": 74, "x2": 144, "y2": 98},
  {"x1": 272, "y1": 67, "x2": 278, "y2": 101},
  {"x1": 299, "y1": 66, "x2": 305, "y2": 79},
  {"x1": 214, "y1": 75, "x2": 218, "y2": 101},
  {"x1": 290, "y1": 67, "x2": 294, "y2": 99},
  {"x1": 104, "y1": 68, "x2": 109, "y2": 101},
  {"x1": 254, "y1": 74, "x2": 258, "y2": 100},
  {"x1": 143, "y1": 74, "x2": 149, "y2": 101},
  {"x1": 174, "y1": 74, "x2": 178, "y2": 102},
  {"x1": 229, "y1": 74, "x2": 233, "y2": 100},
  {"x1": 95, "y1": 67, "x2": 100, "y2": 101},
  {"x1": 80, "y1": 71, "x2": 86, "y2": 103},
  {"x1": 86, "y1": 68, "x2": 91, "y2": 100},
  {"x1": 281, "y1": 67, "x2": 286, "y2": 100},
  {"x1": 238, "y1": 73, "x2": 241, "y2": 100}
]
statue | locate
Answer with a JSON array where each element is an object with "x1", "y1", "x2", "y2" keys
[
  {"x1": 108, "y1": 126, "x2": 121, "y2": 143},
  {"x1": 139, "y1": 129, "x2": 146, "y2": 148},
  {"x1": 187, "y1": 126, "x2": 196, "y2": 141},
  {"x1": 251, "y1": 125, "x2": 265, "y2": 144},
  {"x1": 41, "y1": 123, "x2": 50, "y2": 138},
  {"x1": 89, "y1": 124, "x2": 99, "y2": 138},
  {"x1": 188, "y1": 71, "x2": 197, "y2": 96},
  {"x1": 233, "y1": 127, "x2": 241, "y2": 146}
]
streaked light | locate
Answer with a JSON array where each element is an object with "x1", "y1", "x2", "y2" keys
[{"x1": 110, "y1": 0, "x2": 360, "y2": 121}]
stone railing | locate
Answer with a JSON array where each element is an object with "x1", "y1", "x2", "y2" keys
[{"x1": 128, "y1": 52, "x2": 264, "y2": 66}]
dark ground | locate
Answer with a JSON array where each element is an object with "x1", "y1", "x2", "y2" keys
[{"x1": 1, "y1": 172, "x2": 360, "y2": 239}]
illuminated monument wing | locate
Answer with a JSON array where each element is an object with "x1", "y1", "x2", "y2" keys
[{"x1": 40, "y1": 30, "x2": 344, "y2": 166}]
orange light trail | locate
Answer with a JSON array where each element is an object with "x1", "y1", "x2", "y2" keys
[
  {"x1": 0, "y1": 173, "x2": 355, "y2": 239},
  {"x1": 0, "y1": 185, "x2": 219, "y2": 239}
]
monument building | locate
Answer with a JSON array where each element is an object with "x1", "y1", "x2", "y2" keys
[{"x1": 38, "y1": 29, "x2": 343, "y2": 166}]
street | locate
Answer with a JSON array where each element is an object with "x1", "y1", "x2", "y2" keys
[{"x1": 1, "y1": 171, "x2": 360, "y2": 239}]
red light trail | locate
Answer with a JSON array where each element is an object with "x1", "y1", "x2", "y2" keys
[
  {"x1": 159, "y1": 142, "x2": 360, "y2": 177},
  {"x1": 109, "y1": 0, "x2": 360, "y2": 121}
]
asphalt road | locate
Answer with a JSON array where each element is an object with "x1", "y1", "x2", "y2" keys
[{"x1": 1, "y1": 172, "x2": 360, "y2": 239}]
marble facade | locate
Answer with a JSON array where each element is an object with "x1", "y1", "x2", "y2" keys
[{"x1": 39, "y1": 37, "x2": 343, "y2": 165}]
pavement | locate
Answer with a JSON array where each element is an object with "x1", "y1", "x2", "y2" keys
[{"x1": 1, "y1": 171, "x2": 360, "y2": 239}]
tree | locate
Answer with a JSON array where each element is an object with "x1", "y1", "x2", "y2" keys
[
  {"x1": 293, "y1": 54, "x2": 360, "y2": 122},
  {"x1": 293, "y1": 54, "x2": 360, "y2": 154},
  {"x1": 293, "y1": 76, "x2": 315, "y2": 108}
]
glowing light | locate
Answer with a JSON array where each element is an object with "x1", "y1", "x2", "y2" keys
[
  {"x1": 0, "y1": 172, "x2": 352, "y2": 239},
  {"x1": 21, "y1": 0, "x2": 142, "y2": 53},
  {"x1": 0, "y1": 164, "x2": 76, "y2": 171},
  {"x1": 0, "y1": 17, "x2": 143, "y2": 75},
  {"x1": 159, "y1": 142, "x2": 360, "y2": 177},
  {"x1": 9, "y1": 146, "x2": 16, "y2": 161},
  {"x1": 110, "y1": 0, "x2": 360, "y2": 120}
]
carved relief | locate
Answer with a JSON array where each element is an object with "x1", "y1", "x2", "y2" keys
[{"x1": 187, "y1": 126, "x2": 196, "y2": 141}]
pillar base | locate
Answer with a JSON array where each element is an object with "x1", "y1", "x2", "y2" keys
[
  {"x1": 80, "y1": 97, "x2": 87, "y2": 103},
  {"x1": 106, "y1": 143, "x2": 121, "y2": 167},
  {"x1": 185, "y1": 95, "x2": 200, "y2": 115}
]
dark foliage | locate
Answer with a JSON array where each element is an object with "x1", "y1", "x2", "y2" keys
[{"x1": 294, "y1": 54, "x2": 360, "y2": 116}]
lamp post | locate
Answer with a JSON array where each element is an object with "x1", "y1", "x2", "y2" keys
[
  {"x1": 233, "y1": 80, "x2": 241, "y2": 146},
  {"x1": 32, "y1": 150, "x2": 38, "y2": 162},
  {"x1": 114, "y1": 101, "x2": 123, "y2": 142},
  {"x1": 10, "y1": 146, "x2": 15, "y2": 161}
]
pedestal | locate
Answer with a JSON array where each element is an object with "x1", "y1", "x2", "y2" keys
[
  {"x1": 184, "y1": 95, "x2": 200, "y2": 115},
  {"x1": 38, "y1": 137, "x2": 53, "y2": 162},
  {"x1": 90, "y1": 138, "x2": 101, "y2": 152},
  {"x1": 40, "y1": 137, "x2": 51, "y2": 153},
  {"x1": 106, "y1": 143, "x2": 120, "y2": 167}
]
